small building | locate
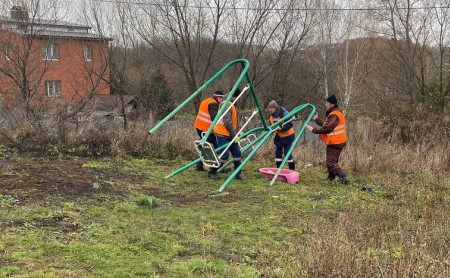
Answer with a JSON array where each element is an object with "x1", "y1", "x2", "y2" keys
[
  {"x1": 0, "y1": 6, "x2": 112, "y2": 108},
  {"x1": 76, "y1": 94, "x2": 136, "y2": 122}
]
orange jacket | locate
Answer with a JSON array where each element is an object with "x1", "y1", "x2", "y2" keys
[
  {"x1": 194, "y1": 97, "x2": 216, "y2": 132},
  {"x1": 213, "y1": 102, "x2": 237, "y2": 137},
  {"x1": 269, "y1": 114, "x2": 294, "y2": 138},
  {"x1": 319, "y1": 110, "x2": 347, "y2": 145}
]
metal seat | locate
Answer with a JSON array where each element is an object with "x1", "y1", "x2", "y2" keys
[
  {"x1": 238, "y1": 133, "x2": 257, "y2": 151},
  {"x1": 194, "y1": 140, "x2": 221, "y2": 168}
]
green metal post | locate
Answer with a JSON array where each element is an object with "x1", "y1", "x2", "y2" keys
[
  {"x1": 200, "y1": 60, "x2": 250, "y2": 145},
  {"x1": 149, "y1": 59, "x2": 250, "y2": 135},
  {"x1": 269, "y1": 104, "x2": 316, "y2": 185},
  {"x1": 245, "y1": 71, "x2": 269, "y2": 129},
  {"x1": 217, "y1": 128, "x2": 274, "y2": 193},
  {"x1": 165, "y1": 127, "x2": 267, "y2": 179}
]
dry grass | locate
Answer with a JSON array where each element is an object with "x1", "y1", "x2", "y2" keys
[{"x1": 0, "y1": 114, "x2": 447, "y2": 174}]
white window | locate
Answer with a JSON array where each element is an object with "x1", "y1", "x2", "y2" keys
[
  {"x1": 83, "y1": 45, "x2": 92, "y2": 61},
  {"x1": 43, "y1": 43, "x2": 59, "y2": 60},
  {"x1": 4, "y1": 45, "x2": 10, "y2": 60},
  {"x1": 45, "y1": 81, "x2": 61, "y2": 97}
]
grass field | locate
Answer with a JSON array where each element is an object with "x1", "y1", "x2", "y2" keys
[{"x1": 0, "y1": 154, "x2": 449, "y2": 277}]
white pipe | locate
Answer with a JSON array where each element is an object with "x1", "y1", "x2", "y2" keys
[
  {"x1": 215, "y1": 85, "x2": 250, "y2": 127},
  {"x1": 219, "y1": 108, "x2": 258, "y2": 159}
]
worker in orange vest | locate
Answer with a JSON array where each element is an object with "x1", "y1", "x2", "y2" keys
[
  {"x1": 266, "y1": 100, "x2": 296, "y2": 170},
  {"x1": 210, "y1": 89, "x2": 243, "y2": 180},
  {"x1": 306, "y1": 95, "x2": 350, "y2": 184},
  {"x1": 193, "y1": 91, "x2": 225, "y2": 171}
]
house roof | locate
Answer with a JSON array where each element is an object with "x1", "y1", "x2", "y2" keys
[
  {"x1": 28, "y1": 30, "x2": 112, "y2": 41},
  {"x1": 0, "y1": 16, "x2": 90, "y2": 28},
  {"x1": 0, "y1": 16, "x2": 112, "y2": 41}
]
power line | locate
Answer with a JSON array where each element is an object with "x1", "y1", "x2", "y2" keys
[{"x1": 91, "y1": 0, "x2": 450, "y2": 12}]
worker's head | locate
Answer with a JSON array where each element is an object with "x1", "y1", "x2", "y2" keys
[
  {"x1": 267, "y1": 100, "x2": 278, "y2": 114},
  {"x1": 231, "y1": 88, "x2": 241, "y2": 99},
  {"x1": 325, "y1": 94, "x2": 337, "y2": 110},
  {"x1": 213, "y1": 90, "x2": 224, "y2": 102}
]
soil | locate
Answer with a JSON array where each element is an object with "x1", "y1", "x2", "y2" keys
[{"x1": 0, "y1": 153, "x2": 137, "y2": 200}]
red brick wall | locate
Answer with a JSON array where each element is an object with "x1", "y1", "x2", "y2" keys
[{"x1": 0, "y1": 29, "x2": 110, "y2": 106}]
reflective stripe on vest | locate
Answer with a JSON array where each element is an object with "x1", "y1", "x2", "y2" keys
[
  {"x1": 319, "y1": 110, "x2": 347, "y2": 145},
  {"x1": 194, "y1": 98, "x2": 216, "y2": 132},
  {"x1": 213, "y1": 102, "x2": 237, "y2": 137},
  {"x1": 269, "y1": 115, "x2": 294, "y2": 138}
]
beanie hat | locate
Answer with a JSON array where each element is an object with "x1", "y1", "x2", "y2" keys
[
  {"x1": 267, "y1": 100, "x2": 278, "y2": 109},
  {"x1": 232, "y1": 88, "x2": 241, "y2": 98},
  {"x1": 326, "y1": 94, "x2": 338, "y2": 105},
  {"x1": 213, "y1": 90, "x2": 224, "y2": 97}
]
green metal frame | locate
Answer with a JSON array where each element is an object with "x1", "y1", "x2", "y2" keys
[{"x1": 149, "y1": 58, "x2": 316, "y2": 193}]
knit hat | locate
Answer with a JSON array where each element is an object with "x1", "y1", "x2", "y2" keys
[
  {"x1": 326, "y1": 94, "x2": 338, "y2": 105},
  {"x1": 232, "y1": 88, "x2": 241, "y2": 98},
  {"x1": 267, "y1": 100, "x2": 278, "y2": 109},
  {"x1": 213, "y1": 90, "x2": 224, "y2": 97}
]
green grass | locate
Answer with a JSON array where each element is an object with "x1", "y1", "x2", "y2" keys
[{"x1": 0, "y1": 156, "x2": 449, "y2": 277}]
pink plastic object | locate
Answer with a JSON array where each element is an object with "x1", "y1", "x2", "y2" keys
[{"x1": 259, "y1": 168, "x2": 300, "y2": 184}]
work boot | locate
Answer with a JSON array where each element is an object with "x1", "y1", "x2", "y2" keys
[
  {"x1": 195, "y1": 162, "x2": 205, "y2": 171},
  {"x1": 208, "y1": 167, "x2": 219, "y2": 180},
  {"x1": 276, "y1": 161, "x2": 282, "y2": 168},
  {"x1": 234, "y1": 161, "x2": 243, "y2": 180},
  {"x1": 337, "y1": 169, "x2": 350, "y2": 184},
  {"x1": 324, "y1": 171, "x2": 336, "y2": 181},
  {"x1": 220, "y1": 166, "x2": 231, "y2": 173},
  {"x1": 288, "y1": 162, "x2": 295, "y2": 171}
]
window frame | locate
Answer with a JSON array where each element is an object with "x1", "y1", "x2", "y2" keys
[
  {"x1": 4, "y1": 44, "x2": 10, "y2": 60},
  {"x1": 44, "y1": 80, "x2": 61, "y2": 97},
  {"x1": 83, "y1": 45, "x2": 92, "y2": 61},
  {"x1": 43, "y1": 43, "x2": 59, "y2": 60}
]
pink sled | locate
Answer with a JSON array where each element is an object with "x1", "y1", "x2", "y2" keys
[{"x1": 259, "y1": 168, "x2": 299, "y2": 184}]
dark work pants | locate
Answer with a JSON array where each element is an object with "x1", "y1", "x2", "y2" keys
[
  {"x1": 326, "y1": 142, "x2": 346, "y2": 174},
  {"x1": 274, "y1": 134, "x2": 294, "y2": 162},
  {"x1": 217, "y1": 136, "x2": 241, "y2": 162}
]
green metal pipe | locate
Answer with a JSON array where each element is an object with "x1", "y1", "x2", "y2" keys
[
  {"x1": 150, "y1": 59, "x2": 250, "y2": 135},
  {"x1": 164, "y1": 158, "x2": 202, "y2": 180},
  {"x1": 218, "y1": 127, "x2": 269, "y2": 172},
  {"x1": 246, "y1": 71, "x2": 269, "y2": 129},
  {"x1": 270, "y1": 104, "x2": 316, "y2": 186},
  {"x1": 166, "y1": 126, "x2": 267, "y2": 178},
  {"x1": 200, "y1": 60, "x2": 250, "y2": 145},
  {"x1": 217, "y1": 128, "x2": 275, "y2": 193}
]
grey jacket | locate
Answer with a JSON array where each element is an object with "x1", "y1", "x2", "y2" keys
[{"x1": 220, "y1": 103, "x2": 237, "y2": 139}]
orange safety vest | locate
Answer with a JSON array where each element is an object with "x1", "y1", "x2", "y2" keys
[
  {"x1": 269, "y1": 115, "x2": 295, "y2": 138},
  {"x1": 193, "y1": 97, "x2": 216, "y2": 132},
  {"x1": 213, "y1": 102, "x2": 237, "y2": 137},
  {"x1": 319, "y1": 110, "x2": 347, "y2": 145}
]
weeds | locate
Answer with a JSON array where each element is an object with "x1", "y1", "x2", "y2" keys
[{"x1": 0, "y1": 156, "x2": 448, "y2": 277}]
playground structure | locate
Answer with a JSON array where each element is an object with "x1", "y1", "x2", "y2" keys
[{"x1": 149, "y1": 59, "x2": 316, "y2": 193}]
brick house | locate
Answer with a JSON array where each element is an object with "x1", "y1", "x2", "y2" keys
[{"x1": 0, "y1": 6, "x2": 111, "y2": 108}]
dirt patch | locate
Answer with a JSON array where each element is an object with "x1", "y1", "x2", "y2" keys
[
  {"x1": 0, "y1": 217, "x2": 79, "y2": 233},
  {"x1": 0, "y1": 154, "x2": 143, "y2": 199},
  {"x1": 34, "y1": 216, "x2": 80, "y2": 232},
  {"x1": 0, "y1": 153, "x2": 225, "y2": 206}
]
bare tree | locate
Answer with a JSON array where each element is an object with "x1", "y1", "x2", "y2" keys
[
  {"x1": 365, "y1": 0, "x2": 433, "y2": 118},
  {"x1": 267, "y1": 0, "x2": 316, "y2": 107},
  {"x1": 128, "y1": 0, "x2": 228, "y2": 110},
  {"x1": 334, "y1": 9, "x2": 371, "y2": 114},
  {"x1": 309, "y1": 0, "x2": 348, "y2": 101},
  {"x1": 429, "y1": 0, "x2": 450, "y2": 113}
]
